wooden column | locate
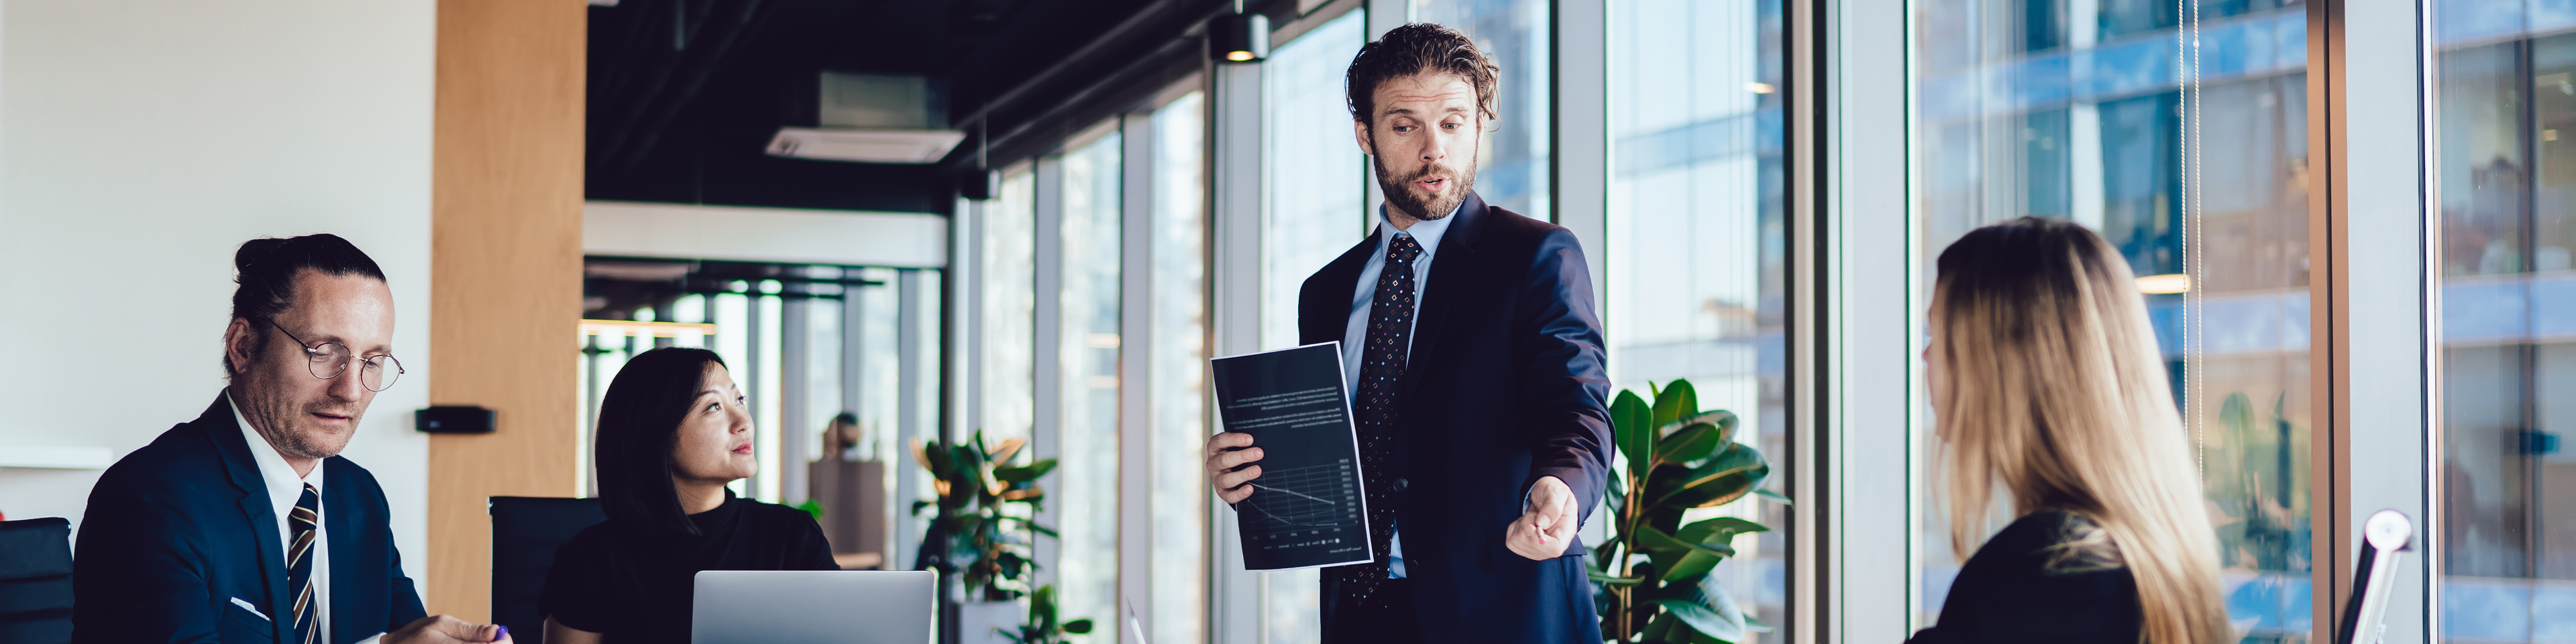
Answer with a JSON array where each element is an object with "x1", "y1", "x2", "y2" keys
[{"x1": 427, "y1": 0, "x2": 586, "y2": 619}]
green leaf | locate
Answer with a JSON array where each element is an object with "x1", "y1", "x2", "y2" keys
[
  {"x1": 1743, "y1": 614, "x2": 1775, "y2": 634},
  {"x1": 1613, "y1": 390, "x2": 1654, "y2": 478},
  {"x1": 1754, "y1": 489, "x2": 1792, "y2": 504},
  {"x1": 1654, "y1": 422, "x2": 1722, "y2": 467},
  {"x1": 1651, "y1": 380, "x2": 1699, "y2": 431},
  {"x1": 1063, "y1": 619, "x2": 1093, "y2": 634},
  {"x1": 1675, "y1": 409, "x2": 1741, "y2": 447},
  {"x1": 1658, "y1": 549, "x2": 1725, "y2": 582},
  {"x1": 1659, "y1": 593, "x2": 1746, "y2": 643},
  {"x1": 1630, "y1": 524, "x2": 1699, "y2": 555},
  {"x1": 1674, "y1": 517, "x2": 1769, "y2": 545},
  {"x1": 1652, "y1": 444, "x2": 1771, "y2": 509}
]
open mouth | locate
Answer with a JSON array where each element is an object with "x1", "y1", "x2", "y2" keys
[
  {"x1": 1415, "y1": 176, "x2": 1448, "y2": 193},
  {"x1": 731, "y1": 443, "x2": 753, "y2": 455}
]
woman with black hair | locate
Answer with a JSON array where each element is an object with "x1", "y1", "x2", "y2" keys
[{"x1": 540, "y1": 347, "x2": 836, "y2": 644}]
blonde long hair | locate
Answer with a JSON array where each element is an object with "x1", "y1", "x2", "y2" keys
[{"x1": 1929, "y1": 217, "x2": 2229, "y2": 644}]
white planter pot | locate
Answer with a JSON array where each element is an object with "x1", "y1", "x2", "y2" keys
[{"x1": 955, "y1": 599, "x2": 1024, "y2": 644}]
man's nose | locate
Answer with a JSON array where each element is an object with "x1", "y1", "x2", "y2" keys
[{"x1": 327, "y1": 362, "x2": 367, "y2": 400}]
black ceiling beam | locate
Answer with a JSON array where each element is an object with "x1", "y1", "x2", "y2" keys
[
  {"x1": 943, "y1": 0, "x2": 1232, "y2": 154},
  {"x1": 944, "y1": 34, "x2": 1205, "y2": 172},
  {"x1": 592, "y1": 0, "x2": 787, "y2": 170}
]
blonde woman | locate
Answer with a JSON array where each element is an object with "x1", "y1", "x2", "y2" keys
[{"x1": 1910, "y1": 217, "x2": 2231, "y2": 644}]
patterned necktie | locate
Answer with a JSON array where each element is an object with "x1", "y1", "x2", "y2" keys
[
  {"x1": 288, "y1": 484, "x2": 321, "y2": 644},
  {"x1": 1335, "y1": 233, "x2": 1423, "y2": 606}
]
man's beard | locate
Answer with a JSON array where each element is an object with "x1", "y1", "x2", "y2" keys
[
  {"x1": 1374, "y1": 150, "x2": 1479, "y2": 223},
  {"x1": 236, "y1": 362, "x2": 363, "y2": 460}
]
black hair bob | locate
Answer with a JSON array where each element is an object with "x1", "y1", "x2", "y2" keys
[{"x1": 594, "y1": 347, "x2": 731, "y2": 537}]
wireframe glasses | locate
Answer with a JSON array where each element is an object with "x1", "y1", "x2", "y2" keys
[{"x1": 270, "y1": 321, "x2": 404, "y2": 392}]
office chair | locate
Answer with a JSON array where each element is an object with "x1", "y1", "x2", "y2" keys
[
  {"x1": 490, "y1": 497, "x2": 608, "y2": 644},
  {"x1": 2335, "y1": 509, "x2": 2413, "y2": 644},
  {"x1": 0, "y1": 517, "x2": 73, "y2": 644}
]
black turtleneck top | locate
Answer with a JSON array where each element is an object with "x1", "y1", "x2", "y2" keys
[{"x1": 539, "y1": 492, "x2": 837, "y2": 643}]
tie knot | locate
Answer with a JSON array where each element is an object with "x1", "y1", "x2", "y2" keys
[{"x1": 1387, "y1": 234, "x2": 1423, "y2": 265}]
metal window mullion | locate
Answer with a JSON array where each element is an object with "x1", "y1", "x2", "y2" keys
[
  {"x1": 784, "y1": 293, "x2": 812, "y2": 506},
  {"x1": 1210, "y1": 59, "x2": 1266, "y2": 644},
  {"x1": 1033, "y1": 153, "x2": 1069, "y2": 594},
  {"x1": 2328, "y1": 0, "x2": 2435, "y2": 639},
  {"x1": 1827, "y1": 0, "x2": 1917, "y2": 637},
  {"x1": 1120, "y1": 110, "x2": 1157, "y2": 644}
]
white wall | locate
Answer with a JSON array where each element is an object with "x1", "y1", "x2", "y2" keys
[{"x1": 0, "y1": 0, "x2": 435, "y2": 589}]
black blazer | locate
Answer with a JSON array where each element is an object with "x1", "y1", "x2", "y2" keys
[
  {"x1": 1908, "y1": 510, "x2": 2144, "y2": 644},
  {"x1": 74, "y1": 394, "x2": 426, "y2": 644},
  {"x1": 1295, "y1": 192, "x2": 1613, "y2": 642}
]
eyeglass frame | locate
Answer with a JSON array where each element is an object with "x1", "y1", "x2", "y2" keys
[{"x1": 267, "y1": 319, "x2": 406, "y2": 392}]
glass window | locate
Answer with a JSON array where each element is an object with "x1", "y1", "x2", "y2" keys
[
  {"x1": 2433, "y1": 7, "x2": 2576, "y2": 641},
  {"x1": 1057, "y1": 131, "x2": 1125, "y2": 629},
  {"x1": 1150, "y1": 91, "x2": 1211, "y2": 644},
  {"x1": 1605, "y1": 0, "x2": 1790, "y2": 637},
  {"x1": 1264, "y1": 9, "x2": 1371, "y2": 352},
  {"x1": 1911, "y1": 0, "x2": 2314, "y2": 638},
  {"x1": 988, "y1": 170, "x2": 1039, "y2": 447},
  {"x1": 1258, "y1": 10, "x2": 1367, "y2": 643},
  {"x1": 1415, "y1": 0, "x2": 1550, "y2": 220}
]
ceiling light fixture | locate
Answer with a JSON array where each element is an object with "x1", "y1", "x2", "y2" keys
[{"x1": 1210, "y1": 9, "x2": 1269, "y2": 64}]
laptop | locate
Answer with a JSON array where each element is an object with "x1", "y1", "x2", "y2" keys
[{"x1": 691, "y1": 570, "x2": 936, "y2": 644}]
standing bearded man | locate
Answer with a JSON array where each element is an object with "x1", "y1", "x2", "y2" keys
[{"x1": 1204, "y1": 23, "x2": 1613, "y2": 643}]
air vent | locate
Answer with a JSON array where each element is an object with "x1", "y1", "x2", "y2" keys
[{"x1": 766, "y1": 128, "x2": 967, "y2": 164}]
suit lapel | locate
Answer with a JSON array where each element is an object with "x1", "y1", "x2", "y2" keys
[
  {"x1": 323, "y1": 457, "x2": 364, "y2": 644},
  {"x1": 1301, "y1": 233, "x2": 1379, "y2": 347},
  {"x1": 1401, "y1": 192, "x2": 1491, "y2": 399},
  {"x1": 203, "y1": 393, "x2": 294, "y2": 644}
]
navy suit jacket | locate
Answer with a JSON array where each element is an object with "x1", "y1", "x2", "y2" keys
[
  {"x1": 1296, "y1": 192, "x2": 1613, "y2": 641},
  {"x1": 74, "y1": 394, "x2": 427, "y2": 644}
]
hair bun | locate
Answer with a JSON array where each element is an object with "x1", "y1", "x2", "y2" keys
[{"x1": 234, "y1": 237, "x2": 292, "y2": 273}]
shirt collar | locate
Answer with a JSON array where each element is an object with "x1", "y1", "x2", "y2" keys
[
  {"x1": 228, "y1": 390, "x2": 325, "y2": 492},
  {"x1": 1377, "y1": 201, "x2": 1462, "y2": 256}
]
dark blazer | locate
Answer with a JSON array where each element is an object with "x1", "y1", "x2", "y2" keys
[
  {"x1": 74, "y1": 394, "x2": 427, "y2": 644},
  {"x1": 1907, "y1": 510, "x2": 2143, "y2": 644},
  {"x1": 1295, "y1": 192, "x2": 1613, "y2": 642}
]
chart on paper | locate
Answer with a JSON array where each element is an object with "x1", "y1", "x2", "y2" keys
[{"x1": 1211, "y1": 341, "x2": 1374, "y2": 571}]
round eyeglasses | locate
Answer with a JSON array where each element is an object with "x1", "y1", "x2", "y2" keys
[{"x1": 270, "y1": 321, "x2": 405, "y2": 392}]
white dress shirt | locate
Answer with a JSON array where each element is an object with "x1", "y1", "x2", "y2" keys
[
  {"x1": 229, "y1": 393, "x2": 387, "y2": 644},
  {"x1": 1340, "y1": 203, "x2": 1459, "y2": 578}
]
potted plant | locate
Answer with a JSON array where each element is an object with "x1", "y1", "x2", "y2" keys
[
  {"x1": 912, "y1": 430, "x2": 1057, "y2": 643},
  {"x1": 998, "y1": 584, "x2": 1093, "y2": 644},
  {"x1": 1589, "y1": 380, "x2": 1784, "y2": 643}
]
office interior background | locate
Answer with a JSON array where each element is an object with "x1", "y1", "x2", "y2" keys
[{"x1": 0, "y1": 0, "x2": 2559, "y2": 642}]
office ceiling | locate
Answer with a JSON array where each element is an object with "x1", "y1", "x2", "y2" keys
[{"x1": 585, "y1": 0, "x2": 1258, "y2": 214}]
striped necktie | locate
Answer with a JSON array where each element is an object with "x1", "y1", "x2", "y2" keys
[
  {"x1": 1332, "y1": 233, "x2": 1422, "y2": 607},
  {"x1": 288, "y1": 484, "x2": 321, "y2": 644}
]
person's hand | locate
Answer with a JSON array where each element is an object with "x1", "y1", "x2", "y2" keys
[
  {"x1": 1505, "y1": 476, "x2": 1578, "y2": 560},
  {"x1": 1205, "y1": 432, "x2": 1264, "y2": 504},
  {"x1": 384, "y1": 614, "x2": 511, "y2": 644}
]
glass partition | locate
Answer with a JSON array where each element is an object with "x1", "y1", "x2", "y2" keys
[
  {"x1": 988, "y1": 170, "x2": 1039, "y2": 449},
  {"x1": 1056, "y1": 131, "x2": 1126, "y2": 630},
  {"x1": 1415, "y1": 0, "x2": 1550, "y2": 220},
  {"x1": 1909, "y1": 0, "x2": 2315, "y2": 639},
  {"x1": 1150, "y1": 91, "x2": 1211, "y2": 644},
  {"x1": 2432, "y1": 5, "x2": 2576, "y2": 641},
  {"x1": 1258, "y1": 10, "x2": 1368, "y2": 643},
  {"x1": 1604, "y1": 0, "x2": 1791, "y2": 637}
]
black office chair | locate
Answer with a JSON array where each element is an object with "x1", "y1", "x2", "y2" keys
[
  {"x1": 0, "y1": 517, "x2": 73, "y2": 644},
  {"x1": 490, "y1": 497, "x2": 607, "y2": 644}
]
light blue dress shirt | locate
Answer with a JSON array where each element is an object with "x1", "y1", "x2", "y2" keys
[{"x1": 1341, "y1": 203, "x2": 1459, "y2": 578}]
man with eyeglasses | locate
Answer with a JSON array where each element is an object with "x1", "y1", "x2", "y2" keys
[{"x1": 75, "y1": 235, "x2": 510, "y2": 644}]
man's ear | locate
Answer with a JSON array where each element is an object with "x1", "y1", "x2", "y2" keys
[
  {"x1": 1352, "y1": 120, "x2": 1375, "y2": 157},
  {"x1": 223, "y1": 317, "x2": 257, "y2": 376}
]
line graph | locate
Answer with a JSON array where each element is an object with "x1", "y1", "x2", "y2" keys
[{"x1": 1244, "y1": 460, "x2": 1362, "y2": 530}]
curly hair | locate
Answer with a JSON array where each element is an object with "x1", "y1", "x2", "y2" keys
[{"x1": 1344, "y1": 23, "x2": 1499, "y2": 124}]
